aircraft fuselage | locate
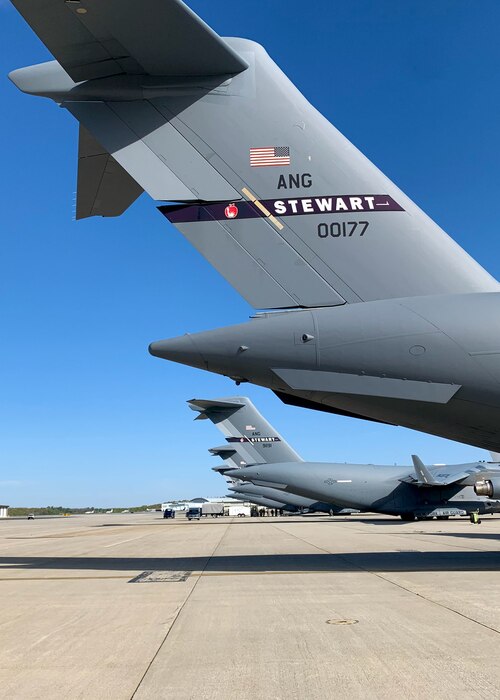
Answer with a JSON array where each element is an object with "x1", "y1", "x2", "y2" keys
[
  {"x1": 229, "y1": 461, "x2": 500, "y2": 518},
  {"x1": 151, "y1": 292, "x2": 500, "y2": 452}
]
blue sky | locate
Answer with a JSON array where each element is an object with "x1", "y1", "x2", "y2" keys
[{"x1": 1, "y1": 0, "x2": 499, "y2": 507}]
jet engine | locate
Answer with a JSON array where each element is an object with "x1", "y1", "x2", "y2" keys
[{"x1": 474, "y1": 478, "x2": 500, "y2": 498}]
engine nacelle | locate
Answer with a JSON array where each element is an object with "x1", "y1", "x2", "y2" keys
[{"x1": 474, "y1": 478, "x2": 500, "y2": 498}]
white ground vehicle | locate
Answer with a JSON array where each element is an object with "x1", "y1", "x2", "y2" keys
[{"x1": 227, "y1": 505, "x2": 251, "y2": 517}]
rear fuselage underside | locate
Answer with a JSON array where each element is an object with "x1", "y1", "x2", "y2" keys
[{"x1": 150, "y1": 292, "x2": 500, "y2": 452}]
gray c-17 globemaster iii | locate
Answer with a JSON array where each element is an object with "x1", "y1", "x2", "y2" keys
[
  {"x1": 193, "y1": 396, "x2": 500, "y2": 521},
  {"x1": 190, "y1": 396, "x2": 358, "y2": 515},
  {"x1": 8, "y1": 1, "x2": 500, "y2": 451},
  {"x1": 208, "y1": 446, "x2": 305, "y2": 513}
]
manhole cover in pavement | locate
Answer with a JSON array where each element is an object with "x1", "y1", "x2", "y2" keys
[
  {"x1": 129, "y1": 571, "x2": 191, "y2": 583},
  {"x1": 326, "y1": 619, "x2": 359, "y2": 626}
]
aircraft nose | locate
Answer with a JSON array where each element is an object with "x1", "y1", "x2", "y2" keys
[{"x1": 148, "y1": 334, "x2": 206, "y2": 369}]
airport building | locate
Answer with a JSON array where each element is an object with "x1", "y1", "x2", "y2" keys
[
  {"x1": 0, "y1": 505, "x2": 9, "y2": 518},
  {"x1": 161, "y1": 497, "x2": 245, "y2": 512}
]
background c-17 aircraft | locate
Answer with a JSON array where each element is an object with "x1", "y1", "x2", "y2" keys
[
  {"x1": 207, "y1": 447, "x2": 296, "y2": 512},
  {"x1": 211, "y1": 455, "x2": 322, "y2": 514},
  {"x1": 190, "y1": 396, "x2": 500, "y2": 521},
  {"x1": 9, "y1": 0, "x2": 500, "y2": 452},
  {"x1": 191, "y1": 400, "x2": 358, "y2": 515}
]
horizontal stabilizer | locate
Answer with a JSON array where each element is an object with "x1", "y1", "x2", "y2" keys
[
  {"x1": 208, "y1": 443, "x2": 249, "y2": 470},
  {"x1": 274, "y1": 369, "x2": 461, "y2": 404},
  {"x1": 208, "y1": 445, "x2": 239, "y2": 455},
  {"x1": 189, "y1": 399, "x2": 245, "y2": 417},
  {"x1": 211, "y1": 465, "x2": 234, "y2": 474},
  {"x1": 10, "y1": 0, "x2": 247, "y2": 82},
  {"x1": 77, "y1": 126, "x2": 143, "y2": 219}
]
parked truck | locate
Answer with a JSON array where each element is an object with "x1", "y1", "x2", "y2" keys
[
  {"x1": 201, "y1": 503, "x2": 224, "y2": 517},
  {"x1": 227, "y1": 505, "x2": 251, "y2": 517},
  {"x1": 186, "y1": 507, "x2": 202, "y2": 521}
]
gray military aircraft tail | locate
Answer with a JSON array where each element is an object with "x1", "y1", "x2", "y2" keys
[
  {"x1": 190, "y1": 397, "x2": 305, "y2": 512},
  {"x1": 10, "y1": 1, "x2": 500, "y2": 452},
  {"x1": 9, "y1": 0, "x2": 495, "y2": 306},
  {"x1": 189, "y1": 396, "x2": 357, "y2": 515},
  {"x1": 188, "y1": 397, "x2": 303, "y2": 465}
]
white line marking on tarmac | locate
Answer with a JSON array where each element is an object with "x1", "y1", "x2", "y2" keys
[
  {"x1": 103, "y1": 535, "x2": 149, "y2": 548},
  {"x1": 31, "y1": 617, "x2": 79, "y2": 648}
]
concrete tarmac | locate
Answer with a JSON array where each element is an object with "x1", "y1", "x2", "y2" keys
[{"x1": 1, "y1": 512, "x2": 500, "y2": 699}]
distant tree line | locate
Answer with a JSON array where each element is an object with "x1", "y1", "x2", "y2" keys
[{"x1": 8, "y1": 504, "x2": 162, "y2": 516}]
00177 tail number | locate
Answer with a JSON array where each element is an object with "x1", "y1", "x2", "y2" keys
[{"x1": 317, "y1": 221, "x2": 369, "y2": 238}]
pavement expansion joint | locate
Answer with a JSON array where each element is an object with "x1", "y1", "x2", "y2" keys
[
  {"x1": 129, "y1": 520, "x2": 232, "y2": 699},
  {"x1": 274, "y1": 523, "x2": 500, "y2": 637}
]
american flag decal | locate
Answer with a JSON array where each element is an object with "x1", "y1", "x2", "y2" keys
[{"x1": 250, "y1": 146, "x2": 291, "y2": 167}]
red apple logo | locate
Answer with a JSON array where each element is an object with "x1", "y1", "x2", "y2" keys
[{"x1": 224, "y1": 203, "x2": 239, "y2": 219}]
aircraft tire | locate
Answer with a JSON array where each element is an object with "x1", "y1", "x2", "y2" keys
[{"x1": 400, "y1": 513, "x2": 416, "y2": 521}]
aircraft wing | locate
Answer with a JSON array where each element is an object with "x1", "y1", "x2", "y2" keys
[
  {"x1": 407, "y1": 455, "x2": 499, "y2": 487},
  {"x1": 10, "y1": 0, "x2": 247, "y2": 82}
]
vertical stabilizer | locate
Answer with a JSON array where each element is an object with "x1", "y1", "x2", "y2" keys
[{"x1": 188, "y1": 397, "x2": 303, "y2": 464}]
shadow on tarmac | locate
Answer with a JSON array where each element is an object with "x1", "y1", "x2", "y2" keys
[
  {"x1": 85, "y1": 518, "x2": 376, "y2": 529},
  {"x1": 429, "y1": 531, "x2": 500, "y2": 541},
  {"x1": 90, "y1": 517, "x2": 410, "y2": 528},
  {"x1": 89, "y1": 516, "x2": 500, "y2": 529},
  {"x1": 1, "y1": 550, "x2": 500, "y2": 573}
]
